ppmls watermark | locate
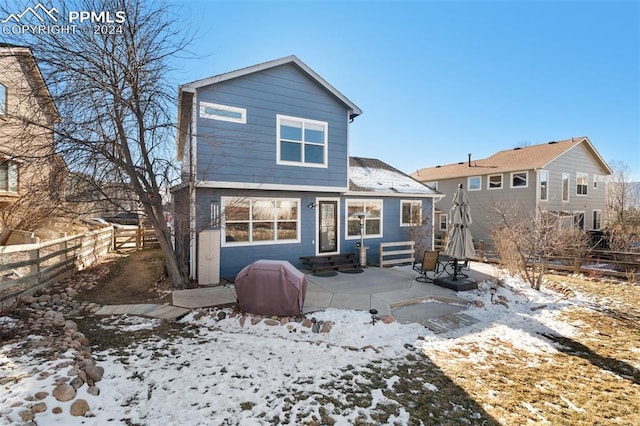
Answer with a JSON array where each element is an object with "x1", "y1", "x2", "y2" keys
[{"x1": 1, "y1": 3, "x2": 126, "y2": 35}]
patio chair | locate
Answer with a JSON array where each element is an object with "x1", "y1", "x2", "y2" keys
[{"x1": 413, "y1": 250, "x2": 444, "y2": 283}]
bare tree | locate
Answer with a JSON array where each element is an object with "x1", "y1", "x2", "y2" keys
[
  {"x1": 2, "y1": 0, "x2": 193, "y2": 287},
  {"x1": 493, "y1": 203, "x2": 589, "y2": 290},
  {"x1": 606, "y1": 161, "x2": 640, "y2": 252}
]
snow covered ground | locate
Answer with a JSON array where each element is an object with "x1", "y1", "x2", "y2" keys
[{"x1": 0, "y1": 273, "x2": 610, "y2": 425}]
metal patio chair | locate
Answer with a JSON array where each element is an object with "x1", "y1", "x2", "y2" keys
[{"x1": 413, "y1": 250, "x2": 445, "y2": 283}]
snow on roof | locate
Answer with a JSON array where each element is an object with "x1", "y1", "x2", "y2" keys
[{"x1": 349, "y1": 157, "x2": 440, "y2": 196}]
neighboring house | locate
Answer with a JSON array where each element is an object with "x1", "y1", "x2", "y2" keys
[
  {"x1": 0, "y1": 43, "x2": 60, "y2": 206},
  {"x1": 411, "y1": 137, "x2": 613, "y2": 248},
  {"x1": 174, "y1": 55, "x2": 440, "y2": 280}
]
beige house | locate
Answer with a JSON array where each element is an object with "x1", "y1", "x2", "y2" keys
[
  {"x1": 0, "y1": 43, "x2": 60, "y2": 206},
  {"x1": 411, "y1": 136, "x2": 613, "y2": 248}
]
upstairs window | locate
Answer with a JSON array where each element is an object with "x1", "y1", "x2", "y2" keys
[
  {"x1": 346, "y1": 199, "x2": 382, "y2": 238},
  {"x1": 576, "y1": 172, "x2": 588, "y2": 195},
  {"x1": 539, "y1": 170, "x2": 549, "y2": 201},
  {"x1": 468, "y1": 176, "x2": 481, "y2": 191},
  {"x1": 199, "y1": 101, "x2": 246, "y2": 124},
  {"x1": 277, "y1": 115, "x2": 328, "y2": 167},
  {"x1": 439, "y1": 213, "x2": 448, "y2": 231},
  {"x1": 488, "y1": 174, "x2": 502, "y2": 190},
  {"x1": 0, "y1": 160, "x2": 18, "y2": 192},
  {"x1": 424, "y1": 181, "x2": 438, "y2": 191},
  {"x1": 0, "y1": 83, "x2": 6, "y2": 115},
  {"x1": 511, "y1": 171, "x2": 528, "y2": 188},
  {"x1": 562, "y1": 173, "x2": 570, "y2": 202},
  {"x1": 400, "y1": 200, "x2": 422, "y2": 226}
]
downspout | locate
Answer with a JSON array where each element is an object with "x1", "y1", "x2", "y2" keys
[{"x1": 189, "y1": 93, "x2": 198, "y2": 279}]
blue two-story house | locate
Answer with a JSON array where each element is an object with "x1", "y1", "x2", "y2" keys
[{"x1": 174, "y1": 55, "x2": 440, "y2": 281}]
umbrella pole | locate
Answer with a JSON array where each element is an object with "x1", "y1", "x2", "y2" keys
[{"x1": 452, "y1": 258, "x2": 458, "y2": 281}]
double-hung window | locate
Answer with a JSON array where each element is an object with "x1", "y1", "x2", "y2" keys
[
  {"x1": 539, "y1": 170, "x2": 549, "y2": 201},
  {"x1": 346, "y1": 199, "x2": 382, "y2": 238},
  {"x1": 400, "y1": 200, "x2": 421, "y2": 226},
  {"x1": 222, "y1": 197, "x2": 299, "y2": 245},
  {"x1": 0, "y1": 83, "x2": 6, "y2": 115},
  {"x1": 468, "y1": 176, "x2": 481, "y2": 191},
  {"x1": 488, "y1": 174, "x2": 502, "y2": 190},
  {"x1": 576, "y1": 172, "x2": 588, "y2": 195},
  {"x1": 511, "y1": 171, "x2": 528, "y2": 188},
  {"x1": 277, "y1": 115, "x2": 328, "y2": 167},
  {"x1": 0, "y1": 160, "x2": 18, "y2": 192}
]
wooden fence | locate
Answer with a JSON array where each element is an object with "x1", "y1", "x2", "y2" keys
[
  {"x1": 0, "y1": 227, "x2": 113, "y2": 304},
  {"x1": 1, "y1": 226, "x2": 158, "y2": 306}
]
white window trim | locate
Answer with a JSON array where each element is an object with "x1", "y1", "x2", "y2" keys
[
  {"x1": 573, "y1": 210, "x2": 585, "y2": 230},
  {"x1": 510, "y1": 171, "x2": 529, "y2": 189},
  {"x1": 345, "y1": 199, "x2": 383, "y2": 239},
  {"x1": 467, "y1": 176, "x2": 482, "y2": 191},
  {"x1": 592, "y1": 209, "x2": 602, "y2": 230},
  {"x1": 220, "y1": 196, "x2": 300, "y2": 247},
  {"x1": 562, "y1": 172, "x2": 570, "y2": 202},
  {"x1": 439, "y1": 213, "x2": 448, "y2": 231},
  {"x1": 487, "y1": 174, "x2": 503, "y2": 190},
  {"x1": 199, "y1": 101, "x2": 246, "y2": 124},
  {"x1": 576, "y1": 172, "x2": 588, "y2": 196},
  {"x1": 593, "y1": 175, "x2": 599, "y2": 189},
  {"x1": 400, "y1": 200, "x2": 422, "y2": 227},
  {"x1": 539, "y1": 170, "x2": 549, "y2": 201},
  {"x1": 276, "y1": 114, "x2": 328, "y2": 168}
]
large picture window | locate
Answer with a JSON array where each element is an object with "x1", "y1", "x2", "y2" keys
[
  {"x1": 400, "y1": 200, "x2": 421, "y2": 226},
  {"x1": 346, "y1": 199, "x2": 382, "y2": 238},
  {"x1": 277, "y1": 115, "x2": 327, "y2": 167},
  {"x1": 222, "y1": 197, "x2": 299, "y2": 245},
  {"x1": 0, "y1": 160, "x2": 18, "y2": 192}
]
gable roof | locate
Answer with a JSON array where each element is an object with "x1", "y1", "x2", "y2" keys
[
  {"x1": 412, "y1": 136, "x2": 613, "y2": 181},
  {"x1": 349, "y1": 157, "x2": 441, "y2": 197},
  {"x1": 177, "y1": 55, "x2": 362, "y2": 159},
  {"x1": 0, "y1": 44, "x2": 60, "y2": 121}
]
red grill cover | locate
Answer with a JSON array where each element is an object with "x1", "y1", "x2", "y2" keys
[{"x1": 234, "y1": 260, "x2": 307, "y2": 316}]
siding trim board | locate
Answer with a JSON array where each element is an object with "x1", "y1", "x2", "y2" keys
[{"x1": 196, "y1": 181, "x2": 349, "y2": 193}]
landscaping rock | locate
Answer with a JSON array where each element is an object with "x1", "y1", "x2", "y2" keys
[
  {"x1": 70, "y1": 399, "x2": 90, "y2": 417},
  {"x1": 84, "y1": 365, "x2": 104, "y2": 383},
  {"x1": 52, "y1": 384, "x2": 76, "y2": 402}
]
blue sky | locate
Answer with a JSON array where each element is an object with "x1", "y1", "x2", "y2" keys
[{"x1": 171, "y1": 0, "x2": 640, "y2": 179}]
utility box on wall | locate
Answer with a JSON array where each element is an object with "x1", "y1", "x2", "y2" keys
[{"x1": 198, "y1": 229, "x2": 220, "y2": 285}]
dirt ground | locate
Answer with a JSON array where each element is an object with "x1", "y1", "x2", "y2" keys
[{"x1": 76, "y1": 248, "x2": 172, "y2": 305}]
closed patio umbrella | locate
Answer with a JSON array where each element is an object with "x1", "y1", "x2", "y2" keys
[{"x1": 444, "y1": 184, "x2": 475, "y2": 280}]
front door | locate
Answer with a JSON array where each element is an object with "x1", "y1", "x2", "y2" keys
[{"x1": 318, "y1": 200, "x2": 338, "y2": 253}]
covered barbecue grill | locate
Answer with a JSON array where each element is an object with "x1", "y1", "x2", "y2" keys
[{"x1": 234, "y1": 260, "x2": 307, "y2": 316}]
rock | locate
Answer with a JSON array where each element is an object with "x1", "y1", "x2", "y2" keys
[
  {"x1": 31, "y1": 402, "x2": 47, "y2": 413},
  {"x1": 87, "y1": 386, "x2": 100, "y2": 396},
  {"x1": 34, "y1": 391, "x2": 48, "y2": 400},
  {"x1": 52, "y1": 384, "x2": 76, "y2": 402},
  {"x1": 52, "y1": 406, "x2": 63, "y2": 414},
  {"x1": 320, "y1": 321, "x2": 333, "y2": 333},
  {"x1": 216, "y1": 311, "x2": 227, "y2": 320},
  {"x1": 70, "y1": 376, "x2": 84, "y2": 390},
  {"x1": 70, "y1": 399, "x2": 90, "y2": 417},
  {"x1": 21, "y1": 295, "x2": 36, "y2": 304},
  {"x1": 84, "y1": 366, "x2": 104, "y2": 383},
  {"x1": 239, "y1": 316, "x2": 246, "y2": 327},
  {"x1": 264, "y1": 319, "x2": 280, "y2": 326},
  {"x1": 301, "y1": 318, "x2": 314, "y2": 328},
  {"x1": 381, "y1": 316, "x2": 395, "y2": 324},
  {"x1": 19, "y1": 410, "x2": 33, "y2": 422},
  {"x1": 38, "y1": 294, "x2": 52, "y2": 303},
  {"x1": 312, "y1": 320, "x2": 323, "y2": 333}
]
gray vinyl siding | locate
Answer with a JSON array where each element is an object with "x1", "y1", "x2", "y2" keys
[
  {"x1": 541, "y1": 143, "x2": 609, "y2": 229},
  {"x1": 194, "y1": 188, "x2": 433, "y2": 278},
  {"x1": 195, "y1": 63, "x2": 349, "y2": 189}
]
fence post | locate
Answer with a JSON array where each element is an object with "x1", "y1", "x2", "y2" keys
[
  {"x1": 28, "y1": 236, "x2": 40, "y2": 285},
  {"x1": 136, "y1": 226, "x2": 142, "y2": 250}
]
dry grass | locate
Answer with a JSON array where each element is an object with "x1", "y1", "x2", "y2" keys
[{"x1": 419, "y1": 274, "x2": 640, "y2": 425}]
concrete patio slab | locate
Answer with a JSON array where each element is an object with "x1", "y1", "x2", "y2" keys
[{"x1": 172, "y1": 286, "x2": 237, "y2": 309}]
